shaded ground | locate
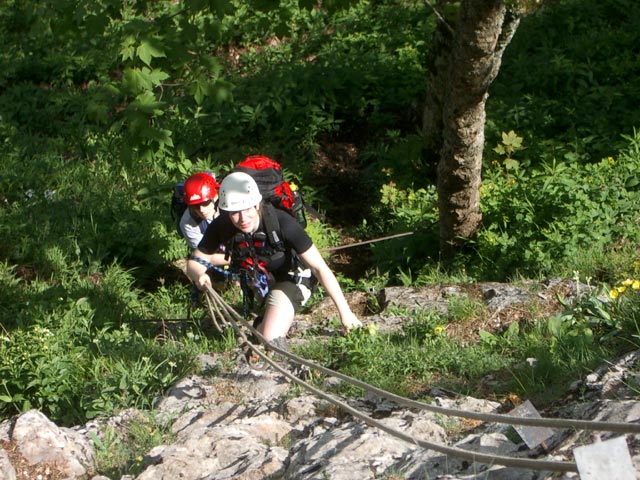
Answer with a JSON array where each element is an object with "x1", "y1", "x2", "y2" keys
[
  {"x1": 310, "y1": 141, "x2": 371, "y2": 226},
  {"x1": 309, "y1": 141, "x2": 377, "y2": 279}
]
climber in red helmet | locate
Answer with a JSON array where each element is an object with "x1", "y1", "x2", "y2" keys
[{"x1": 179, "y1": 172, "x2": 221, "y2": 251}]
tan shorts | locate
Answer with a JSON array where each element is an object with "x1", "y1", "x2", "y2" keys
[{"x1": 266, "y1": 280, "x2": 313, "y2": 312}]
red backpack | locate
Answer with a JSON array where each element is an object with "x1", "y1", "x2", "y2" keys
[{"x1": 231, "y1": 155, "x2": 306, "y2": 228}]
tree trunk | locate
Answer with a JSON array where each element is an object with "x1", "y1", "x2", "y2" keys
[
  {"x1": 424, "y1": 0, "x2": 520, "y2": 259},
  {"x1": 422, "y1": 1, "x2": 454, "y2": 165}
]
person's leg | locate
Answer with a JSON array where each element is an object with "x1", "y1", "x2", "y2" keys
[
  {"x1": 258, "y1": 288, "x2": 295, "y2": 341},
  {"x1": 258, "y1": 281, "x2": 306, "y2": 341}
]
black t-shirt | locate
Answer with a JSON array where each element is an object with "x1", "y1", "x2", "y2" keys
[{"x1": 197, "y1": 207, "x2": 313, "y2": 278}]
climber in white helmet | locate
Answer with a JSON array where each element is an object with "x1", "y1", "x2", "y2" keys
[{"x1": 187, "y1": 171, "x2": 362, "y2": 348}]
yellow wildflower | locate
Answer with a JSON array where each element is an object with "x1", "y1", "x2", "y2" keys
[
  {"x1": 632, "y1": 280, "x2": 640, "y2": 290},
  {"x1": 622, "y1": 278, "x2": 633, "y2": 286},
  {"x1": 610, "y1": 289, "x2": 619, "y2": 299},
  {"x1": 434, "y1": 325, "x2": 445, "y2": 335},
  {"x1": 617, "y1": 286, "x2": 627, "y2": 294}
]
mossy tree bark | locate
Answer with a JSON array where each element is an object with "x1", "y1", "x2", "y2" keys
[{"x1": 423, "y1": 0, "x2": 522, "y2": 259}]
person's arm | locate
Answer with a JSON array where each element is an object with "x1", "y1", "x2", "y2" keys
[
  {"x1": 187, "y1": 249, "x2": 228, "y2": 289},
  {"x1": 179, "y1": 210, "x2": 202, "y2": 250},
  {"x1": 299, "y1": 244, "x2": 362, "y2": 332}
]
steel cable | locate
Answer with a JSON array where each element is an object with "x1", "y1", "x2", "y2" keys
[
  {"x1": 203, "y1": 289, "x2": 226, "y2": 333},
  {"x1": 243, "y1": 338, "x2": 578, "y2": 473},
  {"x1": 205, "y1": 286, "x2": 640, "y2": 434},
  {"x1": 202, "y1": 286, "x2": 639, "y2": 472}
]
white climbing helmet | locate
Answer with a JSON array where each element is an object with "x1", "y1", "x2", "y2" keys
[{"x1": 218, "y1": 171, "x2": 262, "y2": 212}]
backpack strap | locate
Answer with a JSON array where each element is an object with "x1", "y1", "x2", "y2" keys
[
  {"x1": 262, "y1": 203, "x2": 309, "y2": 275},
  {"x1": 261, "y1": 203, "x2": 285, "y2": 251}
]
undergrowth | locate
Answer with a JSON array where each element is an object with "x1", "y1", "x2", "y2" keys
[
  {"x1": 0, "y1": 0, "x2": 639, "y2": 441},
  {"x1": 298, "y1": 272, "x2": 640, "y2": 406}
]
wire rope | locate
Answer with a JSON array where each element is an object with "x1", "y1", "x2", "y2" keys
[{"x1": 202, "y1": 285, "x2": 639, "y2": 473}]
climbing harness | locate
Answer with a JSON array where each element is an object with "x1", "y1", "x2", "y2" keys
[{"x1": 227, "y1": 231, "x2": 276, "y2": 317}]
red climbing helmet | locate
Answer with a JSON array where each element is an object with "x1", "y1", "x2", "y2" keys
[{"x1": 184, "y1": 172, "x2": 219, "y2": 205}]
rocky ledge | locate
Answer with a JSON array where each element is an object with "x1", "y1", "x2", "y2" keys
[{"x1": 1, "y1": 280, "x2": 639, "y2": 480}]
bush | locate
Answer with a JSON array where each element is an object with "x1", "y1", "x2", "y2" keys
[{"x1": 476, "y1": 130, "x2": 640, "y2": 279}]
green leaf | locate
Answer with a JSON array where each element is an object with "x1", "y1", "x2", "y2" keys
[
  {"x1": 85, "y1": 13, "x2": 109, "y2": 36},
  {"x1": 208, "y1": 0, "x2": 233, "y2": 18},
  {"x1": 212, "y1": 80, "x2": 234, "y2": 105},
  {"x1": 130, "y1": 92, "x2": 165, "y2": 115},
  {"x1": 136, "y1": 39, "x2": 166, "y2": 67},
  {"x1": 86, "y1": 101, "x2": 109, "y2": 124},
  {"x1": 185, "y1": 0, "x2": 208, "y2": 11},
  {"x1": 247, "y1": 0, "x2": 280, "y2": 12},
  {"x1": 146, "y1": 68, "x2": 169, "y2": 86},
  {"x1": 505, "y1": 321, "x2": 520, "y2": 338},
  {"x1": 120, "y1": 144, "x2": 134, "y2": 168},
  {"x1": 502, "y1": 130, "x2": 523, "y2": 149},
  {"x1": 120, "y1": 36, "x2": 137, "y2": 62},
  {"x1": 503, "y1": 158, "x2": 520, "y2": 170},
  {"x1": 298, "y1": 0, "x2": 316, "y2": 10},
  {"x1": 625, "y1": 176, "x2": 639, "y2": 188},
  {"x1": 201, "y1": 56, "x2": 222, "y2": 74},
  {"x1": 479, "y1": 330, "x2": 497, "y2": 345},
  {"x1": 555, "y1": 293, "x2": 570, "y2": 308},
  {"x1": 122, "y1": 68, "x2": 152, "y2": 94},
  {"x1": 192, "y1": 78, "x2": 208, "y2": 105},
  {"x1": 547, "y1": 315, "x2": 563, "y2": 337}
]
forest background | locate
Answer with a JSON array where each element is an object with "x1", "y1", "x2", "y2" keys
[{"x1": 1, "y1": 0, "x2": 640, "y2": 457}]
